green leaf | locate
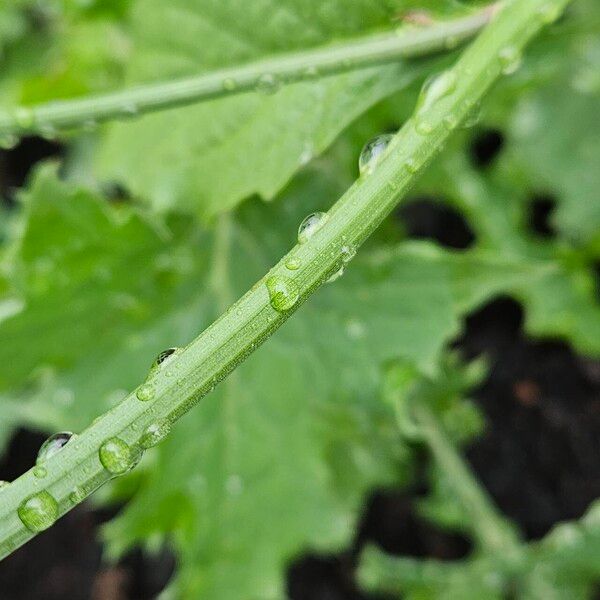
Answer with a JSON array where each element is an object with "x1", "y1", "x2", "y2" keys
[
  {"x1": 0, "y1": 167, "x2": 556, "y2": 598},
  {"x1": 95, "y1": 0, "x2": 473, "y2": 219}
]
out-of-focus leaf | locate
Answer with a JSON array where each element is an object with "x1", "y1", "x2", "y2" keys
[{"x1": 95, "y1": 0, "x2": 476, "y2": 218}]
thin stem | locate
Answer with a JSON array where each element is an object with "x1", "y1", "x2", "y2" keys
[
  {"x1": 412, "y1": 402, "x2": 521, "y2": 553},
  {"x1": 0, "y1": 0, "x2": 571, "y2": 560},
  {"x1": 0, "y1": 8, "x2": 497, "y2": 137}
]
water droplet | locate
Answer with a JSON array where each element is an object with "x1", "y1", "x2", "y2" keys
[
  {"x1": 302, "y1": 66, "x2": 319, "y2": 79},
  {"x1": 18, "y1": 491, "x2": 58, "y2": 532},
  {"x1": 152, "y1": 347, "x2": 179, "y2": 369},
  {"x1": 0, "y1": 134, "x2": 18, "y2": 150},
  {"x1": 462, "y1": 101, "x2": 481, "y2": 129},
  {"x1": 298, "y1": 212, "x2": 328, "y2": 244},
  {"x1": 341, "y1": 244, "x2": 356, "y2": 264},
  {"x1": 222, "y1": 78, "x2": 237, "y2": 91},
  {"x1": 37, "y1": 432, "x2": 74, "y2": 464},
  {"x1": 416, "y1": 71, "x2": 457, "y2": 114},
  {"x1": 266, "y1": 276, "x2": 299, "y2": 312},
  {"x1": 326, "y1": 267, "x2": 344, "y2": 283},
  {"x1": 69, "y1": 487, "x2": 85, "y2": 504},
  {"x1": 99, "y1": 437, "x2": 136, "y2": 475},
  {"x1": 256, "y1": 73, "x2": 280, "y2": 95},
  {"x1": 405, "y1": 158, "x2": 418, "y2": 174},
  {"x1": 358, "y1": 134, "x2": 394, "y2": 175},
  {"x1": 498, "y1": 46, "x2": 522, "y2": 75},
  {"x1": 14, "y1": 107, "x2": 34, "y2": 129},
  {"x1": 32, "y1": 465, "x2": 47, "y2": 479},
  {"x1": 136, "y1": 383, "x2": 156, "y2": 402},
  {"x1": 285, "y1": 257, "x2": 301, "y2": 271},
  {"x1": 139, "y1": 419, "x2": 171, "y2": 449},
  {"x1": 442, "y1": 114, "x2": 459, "y2": 131},
  {"x1": 120, "y1": 103, "x2": 139, "y2": 119}
]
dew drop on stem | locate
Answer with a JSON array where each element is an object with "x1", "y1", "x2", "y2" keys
[
  {"x1": 498, "y1": 46, "x2": 522, "y2": 75},
  {"x1": 37, "y1": 431, "x2": 74, "y2": 464},
  {"x1": 266, "y1": 275, "x2": 299, "y2": 312},
  {"x1": 414, "y1": 70, "x2": 457, "y2": 135},
  {"x1": 298, "y1": 212, "x2": 328, "y2": 244},
  {"x1": 358, "y1": 134, "x2": 393, "y2": 175},
  {"x1": 18, "y1": 491, "x2": 58, "y2": 532},
  {"x1": 256, "y1": 73, "x2": 280, "y2": 95},
  {"x1": 139, "y1": 419, "x2": 171, "y2": 449},
  {"x1": 99, "y1": 437, "x2": 138, "y2": 475},
  {"x1": 136, "y1": 383, "x2": 156, "y2": 402}
]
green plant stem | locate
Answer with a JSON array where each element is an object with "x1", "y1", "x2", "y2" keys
[
  {"x1": 412, "y1": 402, "x2": 520, "y2": 553},
  {"x1": 0, "y1": 8, "x2": 497, "y2": 137},
  {"x1": 0, "y1": 0, "x2": 570, "y2": 560}
]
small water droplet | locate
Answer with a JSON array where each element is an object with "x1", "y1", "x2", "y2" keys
[
  {"x1": 326, "y1": 267, "x2": 344, "y2": 283},
  {"x1": 341, "y1": 244, "x2": 356, "y2": 264},
  {"x1": 139, "y1": 419, "x2": 171, "y2": 448},
  {"x1": 358, "y1": 134, "x2": 394, "y2": 175},
  {"x1": 136, "y1": 383, "x2": 156, "y2": 402},
  {"x1": 99, "y1": 437, "x2": 136, "y2": 475},
  {"x1": 14, "y1": 107, "x2": 34, "y2": 129},
  {"x1": 120, "y1": 103, "x2": 139, "y2": 119},
  {"x1": 266, "y1": 275, "x2": 299, "y2": 312},
  {"x1": 302, "y1": 66, "x2": 319, "y2": 79},
  {"x1": 442, "y1": 114, "x2": 459, "y2": 131},
  {"x1": 32, "y1": 465, "x2": 47, "y2": 479},
  {"x1": 0, "y1": 134, "x2": 18, "y2": 150},
  {"x1": 285, "y1": 257, "x2": 301, "y2": 271},
  {"x1": 37, "y1": 432, "x2": 74, "y2": 464},
  {"x1": 498, "y1": 46, "x2": 522, "y2": 75},
  {"x1": 405, "y1": 158, "x2": 418, "y2": 174},
  {"x1": 69, "y1": 487, "x2": 85, "y2": 504},
  {"x1": 18, "y1": 491, "x2": 58, "y2": 532},
  {"x1": 222, "y1": 78, "x2": 237, "y2": 91},
  {"x1": 298, "y1": 212, "x2": 328, "y2": 244},
  {"x1": 256, "y1": 73, "x2": 280, "y2": 95},
  {"x1": 461, "y1": 100, "x2": 481, "y2": 129}
]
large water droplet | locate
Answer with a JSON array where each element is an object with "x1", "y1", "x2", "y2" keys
[
  {"x1": 358, "y1": 134, "x2": 393, "y2": 175},
  {"x1": 18, "y1": 491, "x2": 58, "y2": 532},
  {"x1": 136, "y1": 383, "x2": 156, "y2": 402},
  {"x1": 417, "y1": 71, "x2": 457, "y2": 112},
  {"x1": 256, "y1": 73, "x2": 280, "y2": 95},
  {"x1": 298, "y1": 212, "x2": 328, "y2": 244},
  {"x1": 37, "y1": 432, "x2": 74, "y2": 464},
  {"x1": 152, "y1": 347, "x2": 179, "y2": 369},
  {"x1": 266, "y1": 276, "x2": 299, "y2": 312},
  {"x1": 498, "y1": 46, "x2": 522, "y2": 75},
  {"x1": 139, "y1": 419, "x2": 171, "y2": 449},
  {"x1": 99, "y1": 437, "x2": 136, "y2": 475}
]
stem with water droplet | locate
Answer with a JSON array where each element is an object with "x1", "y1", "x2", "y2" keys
[
  {"x1": 0, "y1": 8, "x2": 497, "y2": 137},
  {"x1": 0, "y1": 0, "x2": 571, "y2": 560}
]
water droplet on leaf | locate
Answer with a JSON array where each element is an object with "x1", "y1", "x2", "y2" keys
[
  {"x1": 37, "y1": 432, "x2": 74, "y2": 464},
  {"x1": 99, "y1": 437, "x2": 136, "y2": 475},
  {"x1": 18, "y1": 491, "x2": 58, "y2": 532},
  {"x1": 222, "y1": 78, "x2": 237, "y2": 91},
  {"x1": 152, "y1": 347, "x2": 179, "y2": 369},
  {"x1": 498, "y1": 46, "x2": 522, "y2": 75},
  {"x1": 256, "y1": 73, "x2": 280, "y2": 95},
  {"x1": 326, "y1": 267, "x2": 344, "y2": 283},
  {"x1": 358, "y1": 134, "x2": 393, "y2": 175},
  {"x1": 136, "y1": 383, "x2": 156, "y2": 402},
  {"x1": 341, "y1": 244, "x2": 356, "y2": 264},
  {"x1": 139, "y1": 419, "x2": 171, "y2": 448},
  {"x1": 285, "y1": 257, "x2": 301, "y2": 271},
  {"x1": 266, "y1": 276, "x2": 299, "y2": 312},
  {"x1": 298, "y1": 212, "x2": 328, "y2": 244}
]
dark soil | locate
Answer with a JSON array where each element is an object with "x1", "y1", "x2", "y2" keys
[{"x1": 0, "y1": 138, "x2": 598, "y2": 599}]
